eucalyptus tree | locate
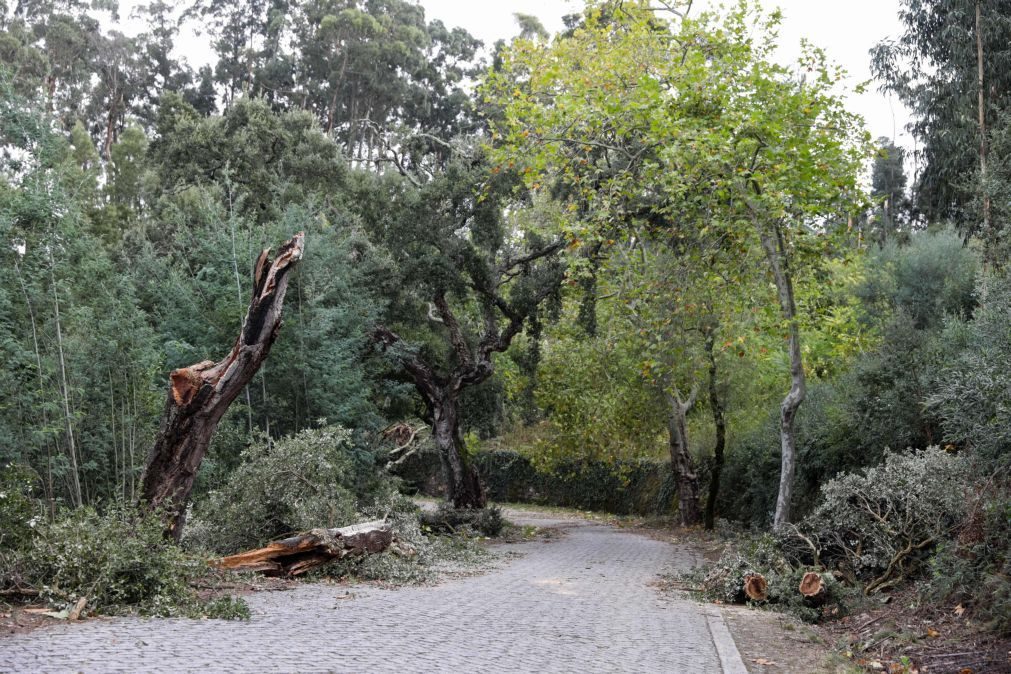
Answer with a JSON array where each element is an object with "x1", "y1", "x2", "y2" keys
[
  {"x1": 1, "y1": 83, "x2": 160, "y2": 506},
  {"x1": 485, "y1": 0, "x2": 869, "y2": 527},
  {"x1": 872, "y1": 0, "x2": 1011, "y2": 263}
]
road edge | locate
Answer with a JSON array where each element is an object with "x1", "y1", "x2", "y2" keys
[{"x1": 704, "y1": 606, "x2": 750, "y2": 674}]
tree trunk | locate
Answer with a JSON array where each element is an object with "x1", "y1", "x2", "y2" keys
[
  {"x1": 703, "y1": 324, "x2": 725, "y2": 531},
  {"x1": 976, "y1": 0, "x2": 993, "y2": 265},
  {"x1": 140, "y1": 232, "x2": 305, "y2": 540},
  {"x1": 665, "y1": 389, "x2": 701, "y2": 526},
  {"x1": 758, "y1": 222, "x2": 806, "y2": 530},
  {"x1": 432, "y1": 393, "x2": 485, "y2": 509},
  {"x1": 50, "y1": 253, "x2": 82, "y2": 507},
  {"x1": 216, "y1": 519, "x2": 393, "y2": 576}
]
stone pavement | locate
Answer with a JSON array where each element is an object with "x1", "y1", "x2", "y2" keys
[{"x1": 0, "y1": 510, "x2": 745, "y2": 673}]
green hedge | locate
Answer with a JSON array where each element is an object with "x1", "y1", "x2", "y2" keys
[{"x1": 395, "y1": 446, "x2": 676, "y2": 516}]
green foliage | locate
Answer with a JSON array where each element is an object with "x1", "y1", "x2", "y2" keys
[
  {"x1": 932, "y1": 274, "x2": 1011, "y2": 468},
  {"x1": 927, "y1": 481, "x2": 1011, "y2": 636},
  {"x1": 872, "y1": 0, "x2": 1011, "y2": 248},
  {"x1": 680, "y1": 533, "x2": 850, "y2": 623},
  {"x1": 0, "y1": 463, "x2": 44, "y2": 555},
  {"x1": 8, "y1": 502, "x2": 248, "y2": 618},
  {"x1": 794, "y1": 447, "x2": 971, "y2": 591},
  {"x1": 185, "y1": 425, "x2": 395, "y2": 554}
]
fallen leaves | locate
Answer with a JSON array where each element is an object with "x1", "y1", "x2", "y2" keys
[{"x1": 752, "y1": 657, "x2": 778, "y2": 666}]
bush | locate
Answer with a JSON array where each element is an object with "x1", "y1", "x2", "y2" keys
[
  {"x1": 792, "y1": 446, "x2": 971, "y2": 594},
  {"x1": 11, "y1": 502, "x2": 247, "y2": 618},
  {"x1": 186, "y1": 424, "x2": 481, "y2": 586},
  {"x1": 185, "y1": 425, "x2": 401, "y2": 554},
  {"x1": 931, "y1": 274, "x2": 1011, "y2": 469},
  {"x1": 0, "y1": 463, "x2": 44, "y2": 553},
  {"x1": 927, "y1": 480, "x2": 1011, "y2": 636}
]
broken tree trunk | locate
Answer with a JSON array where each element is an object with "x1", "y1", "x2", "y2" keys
[
  {"x1": 215, "y1": 520, "x2": 393, "y2": 577},
  {"x1": 140, "y1": 232, "x2": 305, "y2": 541}
]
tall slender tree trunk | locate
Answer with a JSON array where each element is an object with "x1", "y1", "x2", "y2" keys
[
  {"x1": 758, "y1": 222, "x2": 805, "y2": 530},
  {"x1": 140, "y1": 233, "x2": 304, "y2": 540},
  {"x1": 664, "y1": 389, "x2": 701, "y2": 526},
  {"x1": 14, "y1": 258, "x2": 54, "y2": 504},
  {"x1": 703, "y1": 323, "x2": 726, "y2": 531},
  {"x1": 49, "y1": 255, "x2": 82, "y2": 507},
  {"x1": 976, "y1": 0, "x2": 993, "y2": 264},
  {"x1": 227, "y1": 186, "x2": 256, "y2": 436}
]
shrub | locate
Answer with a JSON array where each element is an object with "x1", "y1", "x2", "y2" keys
[
  {"x1": 927, "y1": 480, "x2": 1011, "y2": 636},
  {"x1": 0, "y1": 463, "x2": 44, "y2": 553},
  {"x1": 931, "y1": 274, "x2": 1011, "y2": 469},
  {"x1": 792, "y1": 446, "x2": 971, "y2": 594},
  {"x1": 14, "y1": 503, "x2": 246, "y2": 618},
  {"x1": 185, "y1": 425, "x2": 400, "y2": 554}
]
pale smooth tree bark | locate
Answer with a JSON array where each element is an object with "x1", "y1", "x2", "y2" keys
[{"x1": 756, "y1": 220, "x2": 805, "y2": 530}]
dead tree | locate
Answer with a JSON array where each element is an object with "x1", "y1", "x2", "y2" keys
[{"x1": 140, "y1": 232, "x2": 305, "y2": 540}]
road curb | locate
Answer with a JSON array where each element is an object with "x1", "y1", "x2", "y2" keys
[{"x1": 704, "y1": 606, "x2": 750, "y2": 674}]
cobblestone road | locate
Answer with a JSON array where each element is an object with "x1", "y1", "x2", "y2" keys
[{"x1": 1, "y1": 510, "x2": 737, "y2": 673}]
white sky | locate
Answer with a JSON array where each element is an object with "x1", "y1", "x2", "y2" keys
[{"x1": 118, "y1": 0, "x2": 913, "y2": 155}]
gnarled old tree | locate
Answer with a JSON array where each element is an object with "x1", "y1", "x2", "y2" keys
[
  {"x1": 374, "y1": 159, "x2": 565, "y2": 509},
  {"x1": 140, "y1": 232, "x2": 305, "y2": 539}
]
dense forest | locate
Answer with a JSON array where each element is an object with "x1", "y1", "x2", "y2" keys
[{"x1": 0, "y1": 0, "x2": 1008, "y2": 651}]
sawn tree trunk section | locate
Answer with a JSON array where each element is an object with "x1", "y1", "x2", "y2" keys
[{"x1": 140, "y1": 232, "x2": 305, "y2": 540}]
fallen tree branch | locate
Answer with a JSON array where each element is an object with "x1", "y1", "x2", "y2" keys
[{"x1": 214, "y1": 519, "x2": 393, "y2": 577}]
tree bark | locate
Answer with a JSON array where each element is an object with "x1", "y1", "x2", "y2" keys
[
  {"x1": 215, "y1": 519, "x2": 393, "y2": 576},
  {"x1": 757, "y1": 221, "x2": 805, "y2": 531},
  {"x1": 140, "y1": 232, "x2": 305, "y2": 540},
  {"x1": 432, "y1": 392, "x2": 485, "y2": 509},
  {"x1": 665, "y1": 388, "x2": 701, "y2": 527},
  {"x1": 703, "y1": 323, "x2": 726, "y2": 531}
]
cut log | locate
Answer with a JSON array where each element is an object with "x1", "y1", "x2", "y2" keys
[
  {"x1": 215, "y1": 519, "x2": 393, "y2": 577},
  {"x1": 799, "y1": 571, "x2": 825, "y2": 598},
  {"x1": 139, "y1": 232, "x2": 305, "y2": 540},
  {"x1": 743, "y1": 573, "x2": 768, "y2": 601}
]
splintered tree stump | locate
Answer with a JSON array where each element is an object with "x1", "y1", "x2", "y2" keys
[
  {"x1": 215, "y1": 520, "x2": 394, "y2": 577},
  {"x1": 743, "y1": 573, "x2": 768, "y2": 601},
  {"x1": 139, "y1": 233, "x2": 305, "y2": 540},
  {"x1": 799, "y1": 571, "x2": 827, "y2": 605}
]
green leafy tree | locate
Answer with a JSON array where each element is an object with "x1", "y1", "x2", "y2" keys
[
  {"x1": 485, "y1": 0, "x2": 869, "y2": 527},
  {"x1": 872, "y1": 0, "x2": 1011, "y2": 263},
  {"x1": 373, "y1": 157, "x2": 565, "y2": 509}
]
